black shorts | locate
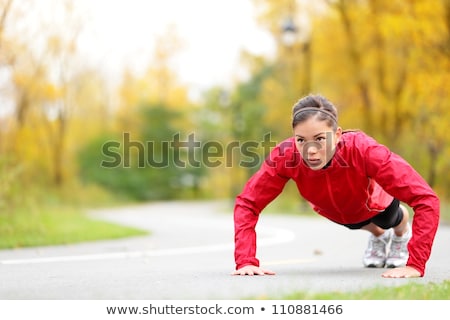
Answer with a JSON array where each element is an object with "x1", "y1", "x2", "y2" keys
[{"x1": 342, "y1": 198, "x2": 403, "y2": 230}]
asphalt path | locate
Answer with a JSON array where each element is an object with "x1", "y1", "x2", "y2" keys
[{"x1": 1, "y1": 200, "x2": 449, "y2": 300}]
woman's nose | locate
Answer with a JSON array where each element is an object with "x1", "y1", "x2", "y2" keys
[{"x1": 304, "y1": 140, "x2": 324, "y2": 156}]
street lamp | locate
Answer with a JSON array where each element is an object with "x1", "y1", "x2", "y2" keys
[
  {"x1": 281, "y1": 14, "x2": 312, "y2": 95},
  {"x1": 281, "y1": 17, "x2": 298, "y2": 48}
]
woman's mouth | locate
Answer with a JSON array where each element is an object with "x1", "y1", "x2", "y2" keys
[{"x1": 306, "y1": 158, "x2": 322, "y2": 167}]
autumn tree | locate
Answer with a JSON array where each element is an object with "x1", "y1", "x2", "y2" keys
[
  {"x1": 0, "y1": 0, "x2": 108, "y2": 193},
  {"x1": 78, "y1": 25, "x2": 206, "y2": 200},
  {"x1": 248, "y1": 0, "x2": 449, "y2": 195}
]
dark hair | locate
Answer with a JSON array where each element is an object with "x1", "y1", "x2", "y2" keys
[{"x1": 292, "y1": 94, "x2": 338, "y2": 131}]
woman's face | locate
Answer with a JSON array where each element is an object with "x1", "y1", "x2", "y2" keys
[{"x1": 293, "y1": 116, "x2": 342, "y2": 170}]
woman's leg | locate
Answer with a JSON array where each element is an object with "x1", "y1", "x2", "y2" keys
[
  {"x1": 361, "y1": 222, "x2": 386, "y2": 236},
  {"x1": 392, "y1": 204, "x2": 409, "y2": 237}
]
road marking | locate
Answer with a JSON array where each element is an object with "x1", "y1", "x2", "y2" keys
[
  {"x1": 0, "y1": 226, "x2": 296, "y2": 265},
  {"x1": 0, "y1": 244, "x2": 234, "y2": 265}
]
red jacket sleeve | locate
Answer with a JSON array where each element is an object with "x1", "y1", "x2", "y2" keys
[
  {"x1": 234, "y1": 146, "x2": 291, "y2": 270},
  {"x1": 362, "y1": 136, "x2": 440, "y2": 276}
]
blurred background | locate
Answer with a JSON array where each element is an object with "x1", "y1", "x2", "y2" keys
[{"x1": 1, "y1": 0, "x2": 449, "y2": 247}]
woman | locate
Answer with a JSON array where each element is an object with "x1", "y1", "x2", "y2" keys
[{"x1": 232, "y1": 94, "x2": 439, "y2": 278}]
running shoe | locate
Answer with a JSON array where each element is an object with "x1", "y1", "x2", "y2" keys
[
  {"x1": 386, "y1": 224, "x2": 411, "y2": 268},
  {"x1": 363, "y1": 229, "x2": 392, "y2": 268}
]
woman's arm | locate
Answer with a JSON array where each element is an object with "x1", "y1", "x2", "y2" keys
[
  {"x1": 363, "y1": 138, "x2": 440, "y2": 276},
  {"x1": 233, "y1": 145, "x2": 293, "y2": 271}
]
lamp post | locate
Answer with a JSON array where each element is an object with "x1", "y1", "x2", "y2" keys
[
  {"x1": 281, "y1": 17, "x2": 298, "y2": 48},
  {"x1": 281, "y1": 13, "x2": 312, "y2": 95}
]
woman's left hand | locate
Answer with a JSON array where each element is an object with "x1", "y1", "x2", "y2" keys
[{"x1": 381, "y1": 266, "x2": 421, "y2": 278}]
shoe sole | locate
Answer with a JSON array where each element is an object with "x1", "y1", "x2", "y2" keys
[
  {"x1": 364, "y1": 263, "x2": 385, "y2": 268},
  {"x1": 385, "y1": 262, "x2": 406, "y2": 268}
]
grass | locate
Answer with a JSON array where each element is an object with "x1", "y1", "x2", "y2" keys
[
  {"x1": 0, "y1": 181, "x2": 148, "y2": 250},
  {"x1": 269, "y1": 280, "x2": 450, "y2": 300},
  {"x1": 0, "y1": 205, "x2": 148, "y2": 249}
]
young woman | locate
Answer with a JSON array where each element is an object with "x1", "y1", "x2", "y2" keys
[{"x1": 232, "y1": 94, "x2": 440, "y2": 278}]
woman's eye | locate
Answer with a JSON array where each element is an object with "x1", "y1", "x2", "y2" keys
[
  {"x1": 296, "y1": 138, "x2": 305, "y2": 144},
  {"x1": 316, "y1": 137, "x2": 326, "y2": 142}
]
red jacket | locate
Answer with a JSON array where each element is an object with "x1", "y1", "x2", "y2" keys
[{"x1": 234, "y1": 131, "x2": 440, "y2": 276}]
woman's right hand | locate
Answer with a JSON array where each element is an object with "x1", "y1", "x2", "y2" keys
[{"x1": 231, "y1": 265, "x2": 275, "y2": 276}]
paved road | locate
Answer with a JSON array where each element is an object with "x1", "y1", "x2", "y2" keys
[{"x1": 0, "y1": 200, "x2": 449, "y2": 299}]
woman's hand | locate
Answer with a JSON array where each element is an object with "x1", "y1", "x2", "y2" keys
[
  {"x1": 381, "y1": 266, "x2": 421, "y2": 278},
  {"x1": 231, "y1": 265, "x2": 276, "y2": 276}
]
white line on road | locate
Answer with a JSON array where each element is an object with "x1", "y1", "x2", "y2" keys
[{"x1": 0, "y1": 227, "x2": 296, "y2": 265}]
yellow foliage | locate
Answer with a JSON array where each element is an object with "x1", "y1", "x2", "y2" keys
[
  {"x1": 250, "y1": 0, "x2": 449, "y2": 194},
  {"x1": 2, "y1": 0, "x2": 450, "y2": 200}
]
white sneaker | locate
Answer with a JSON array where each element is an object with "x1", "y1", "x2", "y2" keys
[
  {"x1": 363, "y1": 229, "x2": 392, "y2": 268},
  {"x1": 386, "y1": 224, "x2": 411, "y2": 268}
]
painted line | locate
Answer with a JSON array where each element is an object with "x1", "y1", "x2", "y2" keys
[
  {"x1": 0, "y1": 226, "x2": 296, "y2": 265},
  {"x1": 0, "y1": 244, "x2": 233, "y2": 265}
]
